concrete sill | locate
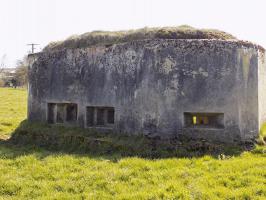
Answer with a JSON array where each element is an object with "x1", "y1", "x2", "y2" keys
[{"x1": 86, "y1": 126, "x2": 114, "y2": 130}]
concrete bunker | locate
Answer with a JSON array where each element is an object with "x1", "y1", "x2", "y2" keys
[{"x1": 27, "y1": 26, "x2": 266, "y2": 144}]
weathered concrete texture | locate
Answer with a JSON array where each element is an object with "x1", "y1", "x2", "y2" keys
[
  {"x1": 258, "y1": 52, "x2": 266, "y2": 133},
  {"x1": 28, "y1": 39, "x2": 266, "y2": 143}
]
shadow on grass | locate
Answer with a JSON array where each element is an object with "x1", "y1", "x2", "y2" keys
[{"x1": 0, "y1": 120, "x2": 263, "y2": 161}]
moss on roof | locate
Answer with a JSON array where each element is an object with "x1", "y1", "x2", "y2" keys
[{"x1": 44, "y1": 25, "x2": 238, "y2": 51}]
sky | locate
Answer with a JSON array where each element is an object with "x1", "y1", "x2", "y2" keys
[{"x1": 1, "y1": 0, "x2": 266, "y2": 67}]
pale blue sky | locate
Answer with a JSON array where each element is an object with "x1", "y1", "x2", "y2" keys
[{"x1": 1, "y1": 0, "x2": 266, "y2": 67}]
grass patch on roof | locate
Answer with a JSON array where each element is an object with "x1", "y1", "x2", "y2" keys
[{"x1": 44, "y1": 25, "x2": 237, "y2": 51}]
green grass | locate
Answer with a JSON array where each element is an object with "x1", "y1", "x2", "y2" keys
[
  {"x1": 0, "y1": 88, "x2": 27, "y2": 139},
  {"x1": 0, "y1": 88, "x2": 266, "y2": 199},
  {"x1": 9, "y1": 120, "x2": 248, "y2": 158}
]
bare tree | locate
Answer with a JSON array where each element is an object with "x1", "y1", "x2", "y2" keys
[
  {"x1": 0, "y1": 55, "x2": 7, "y2": 87},
  {"x1": 14, "y1": 56, "x2": 29, "y2": 87},
  {"x1": 0, "y1": 55, "x2": 29, "y2": 88},
  {"x1": 0, "y1": 54, "x2": 7, "y2": 73}
]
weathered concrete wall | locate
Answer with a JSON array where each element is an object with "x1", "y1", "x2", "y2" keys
[
  {"x1": 258, "y1": 51, "x2": 266, "y2": 133},
  {"x1": 236, "y1": 49, "x2": 259, "y2": 141},
  {"x1": 28, "y1": 39, "x2": 262, "y2": 143}
]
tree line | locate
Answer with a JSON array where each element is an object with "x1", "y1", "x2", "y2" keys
[{"x1": 0, "y1": 56, "x2": 28, "y2": 88}]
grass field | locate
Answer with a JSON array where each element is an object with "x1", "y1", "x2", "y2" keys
[
  {"x1": 0, "y1": 88, "x2": 27, "y2": 140},
  {"x1": 0, "y1": 88, "x2": 266, "y2": 199}
]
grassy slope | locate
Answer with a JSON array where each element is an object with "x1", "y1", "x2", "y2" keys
[{"x1": 0, "y1": 88, "x2": 265, "y2": 199}]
